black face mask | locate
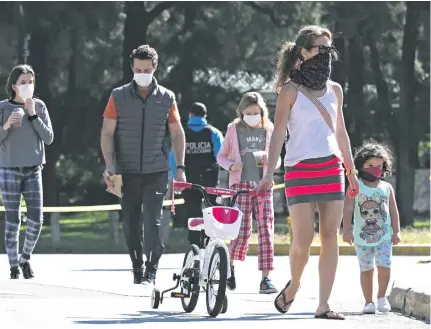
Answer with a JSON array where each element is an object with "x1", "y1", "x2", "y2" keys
[{"x1": 290, "y1": 52, "x2": 332, "y2": 90}]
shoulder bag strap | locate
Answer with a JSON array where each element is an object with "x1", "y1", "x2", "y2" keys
[{"x1": 296, "y1": 84, "x2": 336, "y2": 134}]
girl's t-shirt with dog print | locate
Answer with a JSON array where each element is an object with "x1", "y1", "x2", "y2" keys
[{"x1": 353, "y1": 180, "x2": 393, "y2": 247}]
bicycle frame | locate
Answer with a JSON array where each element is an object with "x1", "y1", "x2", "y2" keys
[{"x1": 172, "y1": 180, "x2": 266, "y2": 284}]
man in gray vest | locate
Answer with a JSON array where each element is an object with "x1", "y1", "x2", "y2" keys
[{"x1": 100, "y1": 45, "x2": 186, "y2": 287}]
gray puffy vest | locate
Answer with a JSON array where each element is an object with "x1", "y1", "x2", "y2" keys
[{"x1": 112, "y1": 79, "x2": 174, "y2": 174}]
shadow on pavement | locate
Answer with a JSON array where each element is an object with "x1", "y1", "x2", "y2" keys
[
  {"x1": 71, "y1": 268, "x2": 179, "y2": 272},
  {"x1": 72, "y1": 311, "x2": 317, "y2": 324}
]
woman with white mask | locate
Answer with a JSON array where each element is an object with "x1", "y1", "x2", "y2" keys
[
  {"x1": 0, "y1": 64, "x2": 54, "y2": 279},
  {"x1": 217, "y1": 91, "x2": 281, "y2": 294}
]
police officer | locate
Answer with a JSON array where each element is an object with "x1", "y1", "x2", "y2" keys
[{"x1": 169, "y1": 102, "x2": 223, "y2": 247}]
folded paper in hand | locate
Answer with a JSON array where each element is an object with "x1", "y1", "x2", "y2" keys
[{"x1": 106, "y1": 174, "x2": 122, "y2": 198}]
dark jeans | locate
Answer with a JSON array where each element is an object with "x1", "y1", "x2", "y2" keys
[
  {"x1": 120, "y1": 171, "x2": 168, "y2": 272},
  {"x1": 183, "y1": 169, "x2": 218, "y2": 248}
]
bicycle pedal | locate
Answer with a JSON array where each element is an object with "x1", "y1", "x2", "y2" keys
[{"x1": 171, "y1": 292, "x2": 187, "y2": 298}]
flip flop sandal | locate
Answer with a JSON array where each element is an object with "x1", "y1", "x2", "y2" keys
[
  {"x1": 274, "y1": 280, "x2": 295, "y2": 314},
  {"x1": 314, "y1": 310, "x2": 345, "y2": 320}
]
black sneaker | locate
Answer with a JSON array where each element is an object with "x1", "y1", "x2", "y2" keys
[
  {"x1": 227, "y1": 265, "x2": 236, "y2": 291},
  {"x1": 19, "y1": 261, "x2": 34, "y2": 279},
  {"x1": 259, "y1": 277, "x2": 278, "y2": 294},
  {"x1": 133, "y1": 268, "x2": 143, "y2": 284},
  {"x1": 141, "y1": 270, "x2": 156, "y2": 287},
  {"x1": 10, "y1": 267, "x2": 20, "y2": 279}
]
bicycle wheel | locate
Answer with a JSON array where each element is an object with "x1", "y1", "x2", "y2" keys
[
  {"x1": 206, "y1": 245, "x2": 228, "y2": 317},
  {"x1": 181, "y1": 244, "x2": 200, "y2": 313}
]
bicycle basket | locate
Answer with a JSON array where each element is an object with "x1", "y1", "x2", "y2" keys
[{"x1": 202, "y1": 206, "x2": 243, "y2": 240}]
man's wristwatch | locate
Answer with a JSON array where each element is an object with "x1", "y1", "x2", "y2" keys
[
  {"x1": 28, "y1": 114, "x2": 38, "y2": 121},
  {"x1": 176, "y1": 165, "x2": 186, "y2": 171},
  {"x1": 345, "y1": 169, "x2": 358, "y2": 175}
]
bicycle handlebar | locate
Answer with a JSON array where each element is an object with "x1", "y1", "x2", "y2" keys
[{"x1": 171, "y1": 180, "x2": 266, "y2": 210}]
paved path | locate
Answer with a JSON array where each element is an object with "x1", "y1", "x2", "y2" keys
[{"x1": 0, "y1": 254, "x2": 429, "y2": 328}]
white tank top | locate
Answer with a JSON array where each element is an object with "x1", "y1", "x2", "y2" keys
[{"x1": 284, "y1": 81, "x2": 342, "y2": 166}]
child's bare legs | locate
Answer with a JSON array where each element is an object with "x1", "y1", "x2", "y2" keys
[
  {"x1": 360, "y1": 269, "x2": 374, "y2": 304},
  {"x1": 376, "y1": 240, "x2": 392, "y2": 298},
  {"x1": 377, "y1": 266, "x2": 390, "y2": 298},
  {"x1": 355, "y1": 244, "x2": 376, "y2": 312},
  {"x1": 375, "y1": 240, "x2": 392, "y2": 312}
]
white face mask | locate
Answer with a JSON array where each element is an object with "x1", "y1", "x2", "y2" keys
[
  {"x1": 16, "y1": 84, "x2": 34, "y2": 101},
  {"x1": 134, "y1": 73, "x2": 153, "y2": 87},
  {"x1": 243, "y1": 114, "x2": 261, "y2": 127}
]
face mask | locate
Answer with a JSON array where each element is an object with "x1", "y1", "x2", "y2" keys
[
  {"x1": 134, "y1": 73, "x2": 153, "y2": 88},
  {"x1": 290, "y1": 52, "x2": 332, "y2": 90},
  {"x1": 16, "y1": 84, "x2": 34, "y2": 101},
  {"x1": 243, "y1": 114, "x2": 261, "y2": 127},
  {"x1": 359, "y1": 167, "x2": 383, "y2": 182}
]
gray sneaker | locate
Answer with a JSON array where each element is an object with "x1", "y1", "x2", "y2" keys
[{"x1": 259, "y1": 277, "x2": 278, "y2": 294}]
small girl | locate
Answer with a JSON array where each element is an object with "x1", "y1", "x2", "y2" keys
[
  {"x1": 217, "y1": 91, "x2": 281, "y2": 294},
  {"x1": 343, "y1": 140, "x2": 401, "y2": 314}
]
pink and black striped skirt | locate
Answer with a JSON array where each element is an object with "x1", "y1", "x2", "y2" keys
[{"x1": 284, "y1": 155, "x2": 345, "y2": 206}]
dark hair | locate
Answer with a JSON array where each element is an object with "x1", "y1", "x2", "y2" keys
[
  {"x1": 354, "y1": 139, "x2": 393, "y2": 177},
  {"x1": 6, "y1": 64, "x2": 35, "y2": 99},
  {"x1": 274, "y1": 25, "x2": 338, "y2": 91},
  {"x1": 129, "y1": 45, "x2": 158, "y2": 68},
  {"x1": 189, "y1": 102, "x2": 207, "y2": 117}
]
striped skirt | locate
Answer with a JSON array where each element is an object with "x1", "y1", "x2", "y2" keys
[{"x1": 284, "y1": 155, "x2": 345, "y2": 206}]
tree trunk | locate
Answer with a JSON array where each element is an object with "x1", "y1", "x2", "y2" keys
[
  {"x1": 177, "y1": 3, "x2": 199, "y2": 116},
  {"x1": 28, "y1": 23, "x2": 60, "y2": 209},
  {"x1": 331, "y1": 21, "x2": 347, "y2": 92},
  {"x1": 122, "y1": 2, "x2": 148, "y2": 83},
  {"x1": 396, "y1": 2, "x2": 421, "y2": 227},
  {"x1": 122, "y1": 2, "x2": 175, "y2": 82},
  {"x1": 366, "y1": 28, "x2": 398, "y2": 141},
  {"x1": 345, "y1": 25, "x2": 366, "y2": 149}
]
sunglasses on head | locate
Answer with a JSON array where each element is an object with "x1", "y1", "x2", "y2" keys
[{"x1": 309, "y1": 45, "x2": 336, "y2": 54}]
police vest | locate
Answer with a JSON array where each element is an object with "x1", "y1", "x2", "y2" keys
[{"x1": 185, "y1": 125, "x2": 217, "y2": 172}]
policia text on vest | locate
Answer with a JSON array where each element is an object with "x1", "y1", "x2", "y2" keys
[{"x1": 186, "y1": 141, "x2": 212, "y2": 154}]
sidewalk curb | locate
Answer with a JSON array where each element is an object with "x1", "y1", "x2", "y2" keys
[
  {"x1": 245, "y1": 244, "x2": 431, "y2": 256},
  {"x1": 388, "y1": 281, "x2": 431, "y2": 321}
]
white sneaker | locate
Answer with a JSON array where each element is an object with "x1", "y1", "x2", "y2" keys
[
  {"x1": 363, "y1": 303, "x2": 376, "y2": 314},
  {"x1": 377, "y1": 297, "x2": 391, "y2": 313}
]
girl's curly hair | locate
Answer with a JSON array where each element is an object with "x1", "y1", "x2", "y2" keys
[{"x1": 354, "y1": 139, "x2": 393, "y2": 177}]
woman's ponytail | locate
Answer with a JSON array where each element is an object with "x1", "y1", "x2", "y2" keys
[{"x1": 274, "y1": 42, "x2": 298, "y2": 93}]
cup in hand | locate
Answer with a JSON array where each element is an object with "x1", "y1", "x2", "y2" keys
[
  {"x1": 253, "y1": 150, "x2": 267, "y2": 167},
  {"x1": 12, "y1": 108, "x2": 25, "y2": 127}
]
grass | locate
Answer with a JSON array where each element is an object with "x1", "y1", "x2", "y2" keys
[
  {"x1": 250, "y1": 220, "x2": 431, "y2": 245},
  {"x1": 7, "y1": 212, "x2": 128, "y2": 254},
  {"x1": 0, "y1": 212, "x2": 429, "y2": 254},
  {"x1": 249, "y1": 228, "x2": 431, "y2": 245}
]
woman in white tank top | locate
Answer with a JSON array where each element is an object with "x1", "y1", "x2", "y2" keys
[{"x1": 256, "y1": 25, "x2": 360, "y2": 320}]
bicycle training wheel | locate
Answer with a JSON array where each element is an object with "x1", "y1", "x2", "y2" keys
[
  {"x1": 221, "y1": 295, "x2": 228, "y2": 314},
  {"x1": 181, "y1": 244, "x2": 200, "y2": 313},
  {"x1": 206, "y1": 245, "x2": 228, "y2": 317}
]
